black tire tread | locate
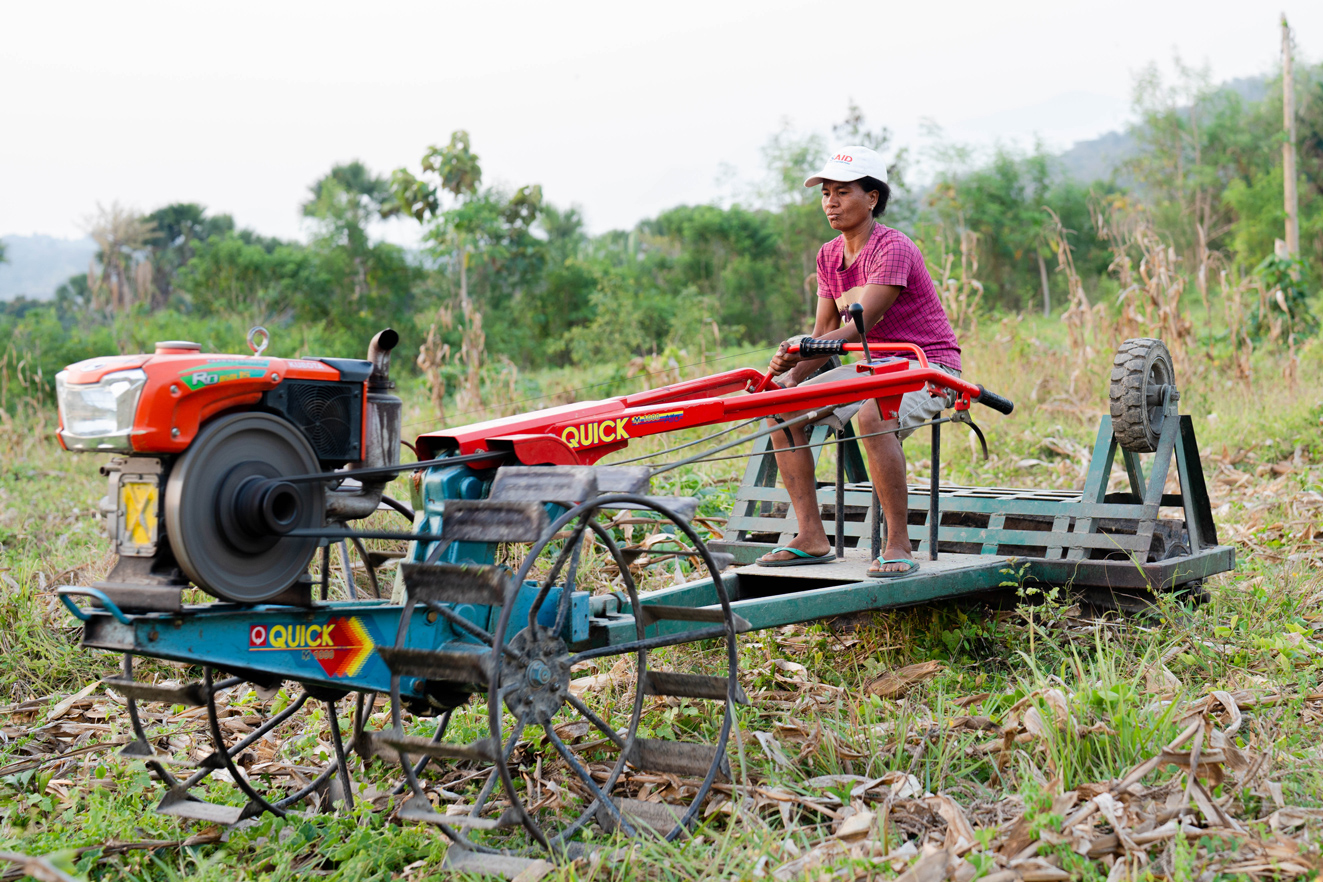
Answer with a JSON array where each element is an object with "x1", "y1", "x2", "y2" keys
[{"x1": 1108, "y1": 337, "x2": 1173, "y2": 453}]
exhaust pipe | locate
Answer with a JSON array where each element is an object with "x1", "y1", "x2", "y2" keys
[{"x1": 326, "y1": 329, "x2": 404, "y2": 521}]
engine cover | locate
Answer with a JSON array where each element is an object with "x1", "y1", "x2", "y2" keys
[{"x1": 57, "y1": 340, "x2": 371, "y2": 460}]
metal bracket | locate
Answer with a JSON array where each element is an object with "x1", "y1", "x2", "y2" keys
[{"x1": 58, "y1": 587, "x2": 133, "y2": 625}]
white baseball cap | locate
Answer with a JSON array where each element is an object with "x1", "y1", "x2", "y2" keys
[{"x1": 803, "y1": 145, "x2": 888, "y2": 188}]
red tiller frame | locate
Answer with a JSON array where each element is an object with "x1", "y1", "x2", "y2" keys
[{"x1": 416, "y1": 349, "x2": 995, "y2": 468}]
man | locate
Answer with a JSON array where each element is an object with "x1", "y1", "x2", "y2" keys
[{"x1": 756, "y1": 145, "x2": 962, "y2": 576}]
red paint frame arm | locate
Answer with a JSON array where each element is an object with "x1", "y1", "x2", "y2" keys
[{"x1": 415, "y1": 358, "x2": 1006, "y2": 466}]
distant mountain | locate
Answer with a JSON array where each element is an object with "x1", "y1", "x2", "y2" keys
[
  {"x1": 1058, "y1": 130, "x2": 1137, "y2": 184},
  {"x1": 1056, "y1": 74, "x2": 1270, "y2": 185},
  {"x1": 0, "y1": 235, "x2": 97, "y2": 301}
]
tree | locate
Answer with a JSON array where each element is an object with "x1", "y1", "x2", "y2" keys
[
  {"x1": 144, "y1": 203, "x2": 234, "y2": 306},
  {"x1": 387, "y1": 132, "x2": 550, "y2": 366},
  {"x1": 387, "y1": 132, "x2": 486, "y2": 307},
  {"x1": 520, "y1": 204, "x2": 597, "y2": 360},
  {"x1": 303, "y1": 161, "x2": 395, "y2": 305},
  {"x1": 832, "y1": 100, "x2": 910, "y2": 190},
  {"x1": 85, "y1": 202, "x2": 156, "y2": 313},
  {"x1": 304, "y1": 162, "x2": 391, "y2": 247}
]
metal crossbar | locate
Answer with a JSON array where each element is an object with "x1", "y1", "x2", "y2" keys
[{"x1": 710, "y1": 398, "x2": 1218, "y2": 573}]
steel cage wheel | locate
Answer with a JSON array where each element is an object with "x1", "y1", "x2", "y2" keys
[
  {"x1": 118, "y1": 657, "x2": 366, "y2": 820},
  {"x1": 198, "y1": 669, "x2": 360, "y2": 816},
  {"x1": 485, "y1": 493, "x2": 741, "y2": 857}
]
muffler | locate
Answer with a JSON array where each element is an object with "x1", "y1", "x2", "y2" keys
[{"x1": 326, "y1": 329, "x2": 403, "y2": 521}]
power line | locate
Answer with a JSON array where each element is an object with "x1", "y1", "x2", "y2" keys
[{"x1": 646, "y1": 416, "x2": 965, "y2": 476}]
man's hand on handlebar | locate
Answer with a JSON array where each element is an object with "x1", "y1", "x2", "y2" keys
[{"x1": 767, "y1": 339, "x2": 803, "y2": 378}]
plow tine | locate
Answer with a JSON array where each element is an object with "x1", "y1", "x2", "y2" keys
[
  {"x1": 398, "y1": 795, "x2": 519, "y2": 830},
  {"x1": 627, "y1": 738, "x2": 730, "y2": 781},
  {"x1": 639, "y1": 604, "x2": 751, "y2": 632},
  {"x1": 401, "y1": 562, "x2": 509, "y2": 606},
  {"x1": 103, "y1": 677, "x2": 208, "y2": 707},
  {"x1": 441, "y1": 848, "x2": 543, "y2": 879},
  {"x1": 598, "y1": 496, "x2": 700, "y2": 522},
  {"x1": 641, "y1": 670, "x2": 748, "y2": 705},
  {"x1": 155, "y1": 788, "x2": 249, "y2": 825},
  {"x1": 441, "y1": 500, "x2": 551, "y2": 543},
  {"x1": 592, "y1": 466, "x2": 652, "y2": 494},
  {"x1": 374, "y1": 733, "x2": 500, "y2": 764},
  {"x1": 597, "y1": 797, "x2": 689, "y2": 836},
  {"x1": 376, "y1": 647, "x2": 491, "y2": 684},
  {"x1": 489, "y1": 466, "x2": 599, "y2": 504}
]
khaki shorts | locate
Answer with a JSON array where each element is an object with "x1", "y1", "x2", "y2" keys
[{"x1": 781, "y1": 359, "x2": 962, "y2": 442}]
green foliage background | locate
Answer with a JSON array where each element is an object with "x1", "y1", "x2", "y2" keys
[{"x1": 3, "y1": 64, "x2": 1321, "y2": 394}]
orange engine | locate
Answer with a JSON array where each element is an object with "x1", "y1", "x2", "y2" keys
[
  {"x1": 57, "y1": 340, "x2": 374, "y2": 464},
  {"x1": 54, "y1": 329, "x2": 402, "y2": 608}
]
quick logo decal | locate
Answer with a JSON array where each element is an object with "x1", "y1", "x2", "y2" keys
[
  {"x1": 561, "y1": 417, "x2": 630, "y2": 449},
  {"x1": 248, "y1": 616, "x2": 375, "y2": 678}
]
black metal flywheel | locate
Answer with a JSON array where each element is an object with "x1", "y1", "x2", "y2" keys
[{"x1": 164, "y1": 412, "x2": 324, "y2": 602}]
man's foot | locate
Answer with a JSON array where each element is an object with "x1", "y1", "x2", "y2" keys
[
  {"x1": 868, "y1": 547, "x2": 919, "y2": 575},
  {"x1": 867, "y1": 558, "x2": 920, "y2": 578},
  {"x1": 757, "y1": 538, "x2": 833, "y2": 566}
]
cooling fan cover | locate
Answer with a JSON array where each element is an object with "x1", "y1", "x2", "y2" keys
[{"x1": 263, "y1": 379, "x2": 363, "y2": 463}]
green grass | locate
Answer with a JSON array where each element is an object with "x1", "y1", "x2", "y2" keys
[{"x1": 1, "y1": 317, "x2": 1321, "y2": 879}]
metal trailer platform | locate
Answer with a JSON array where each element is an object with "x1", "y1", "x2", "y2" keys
[{"x1": 710, "y1": 407, "x2": 1233, "y2": 599}]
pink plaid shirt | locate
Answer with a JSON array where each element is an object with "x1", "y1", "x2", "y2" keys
[{"x1": 816, "y1": 223, "x2": 961, "y2": 370}]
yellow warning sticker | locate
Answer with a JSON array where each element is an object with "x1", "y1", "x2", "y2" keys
[{"x1": 119, "y1": 481, "x2": 159, "y2": 549}]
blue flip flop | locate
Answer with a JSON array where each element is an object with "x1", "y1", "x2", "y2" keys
[
  {"x1": 756, "y1": 546, "x2": 836, "y2": 567},
  {"x1": 868, "y1": 558, "x2": 921, "y2": 578}
]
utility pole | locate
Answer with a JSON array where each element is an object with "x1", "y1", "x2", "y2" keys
[{"x1": 1282, "y1": 14, "x2": 1300, "y2": 257}]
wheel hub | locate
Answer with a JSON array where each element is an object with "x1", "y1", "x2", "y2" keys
[
  {"x1": 504, "y1": 626, "x2": 571, "y2": 724},
  {"x1": 215, "y1": 462, "x2": 304, "y2": 554}
]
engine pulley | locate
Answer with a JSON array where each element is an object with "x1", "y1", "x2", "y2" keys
[{"x1": 164, "y1": 412, "x2": 324, "y2": 603}]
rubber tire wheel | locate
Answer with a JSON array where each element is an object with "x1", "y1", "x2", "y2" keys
[
  {"x1": 164, "y1": 412, "x2": 324, "y2": 602},
  {"x1": 1109, "y1": 338, "x2": 1175, "y2": 453}
]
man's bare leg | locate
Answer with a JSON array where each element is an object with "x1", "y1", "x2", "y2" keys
[
  {"x1": 856, "y1": 400, "x2": 915, "y2": 572},
  {"x1": 757, "y1": 413, "x2": 832, "y2": 563}
]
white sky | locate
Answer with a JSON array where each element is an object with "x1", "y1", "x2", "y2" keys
[{"x1": 3, "y1": 0, "x2": 1319, "y2": 245}]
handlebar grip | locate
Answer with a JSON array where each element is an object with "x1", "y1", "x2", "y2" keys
[
  {"x1": 975, "y1": 385, "x2": 1014, "y2": 415},
  {"x1": 796, "y1": 338, "x2": 847, "y2": 357}
]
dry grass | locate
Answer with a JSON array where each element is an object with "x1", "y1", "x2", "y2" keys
[{"x1": 0, "y1": 308, "x2": 1318, "y2": 879}]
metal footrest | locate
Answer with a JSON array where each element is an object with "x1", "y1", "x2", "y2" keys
[
  {"x1": 488, "y1": 465, "x2": 654, "y2": 506},
  {"x1": 376, "y1": 647, "x2": 491, "y2": 683},
  {"x1": 626, "y1": 738, "x2": 729, "y2": 780},
  {"x1": 639, "y1": 604, "x2": 751, "y2": 632},
  {"x1": 597, "y1": 797, "x2": 689, "y2": 835},
  {"x1": 374, "y1": 733, "x2": 499, "y2": 764},
  {"x1": 401, "y1": 562, "x2": 509, "y2": 606},
  {"x1": 103, "y1": 676, "x2": 207, "y2": 707},
  {"x1": 641, "y1": 670, "x2": 748, "y2": 704}
]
